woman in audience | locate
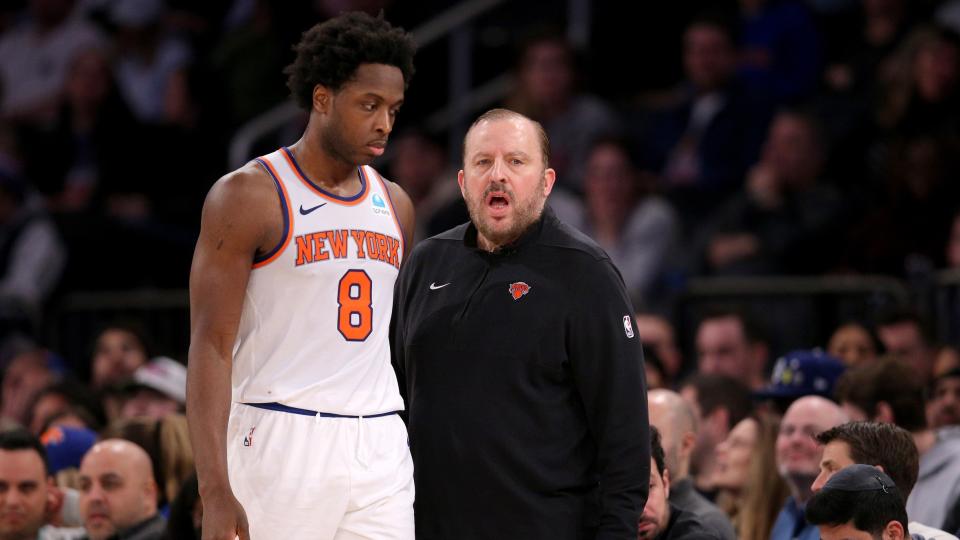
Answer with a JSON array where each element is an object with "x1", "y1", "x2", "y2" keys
[
  {"x1": 828, "y1": 321, "x2": 880, "y2": 367},
  {"x1": 713, "y1": 412, "x2": 789, "y2": 540}
]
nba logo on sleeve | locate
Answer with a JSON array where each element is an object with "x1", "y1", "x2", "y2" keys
[{"x1": 622, "y1": 315, "x2": 635, "y2": 339}]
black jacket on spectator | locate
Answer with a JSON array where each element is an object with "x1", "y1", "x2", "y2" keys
[
  {"x1": 392, "y1": 208, "x2": 650, "y2": 539},
  {"x1": 656, "y1": 504, "x2": 724, "y2": 540},
  {"x1": 669, "y1": 478, "x2": 736, "y2": 540}
]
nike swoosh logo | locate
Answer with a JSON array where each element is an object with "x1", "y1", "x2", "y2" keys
[
  {"x1": 299, "y1": 203, "x2": 327, "y2": 215},
  {"x1": 429, "y1": 282, "x2": 450, "y2": 290}
]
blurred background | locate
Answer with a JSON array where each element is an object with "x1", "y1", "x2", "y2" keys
[{"x1": 0, "y1": 0, "x2": 959, "y2": 390}]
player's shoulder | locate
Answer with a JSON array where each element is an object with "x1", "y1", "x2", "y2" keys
[
  {"x1": 201, "y1": 160, "x2": 280, "y2": 225},
  {"x1": 206, "y1": 161, "x2": 275, "y2": 205}
]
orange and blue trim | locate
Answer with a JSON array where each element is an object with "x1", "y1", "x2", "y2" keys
[
  {"x1": 368, "y1": 167, "x2": 406, "y2": 263},
  {"x1": 281, "y1": 146, "x2": 369, "y2": 206},
  {"x1": 252, "y1": 157, "x2": 293, "y2": 268}
]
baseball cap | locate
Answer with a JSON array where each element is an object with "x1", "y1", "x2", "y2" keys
[
  {"x1": 754, "y1": 349, "x2": 846, "y2": 400},
  {"x1": 129, "y1": 356, "x2": 187, "y2": 403},
  {"x1": 40, "y1": 426, "x2": 98, "y2": 474},
  {"x1": 822, "y1": 464, "x2": 898, "y2": 494}
]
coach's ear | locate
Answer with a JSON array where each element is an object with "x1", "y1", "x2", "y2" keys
[{"x1": 882, "y1": 519, "x2": 905, "y2": 540}]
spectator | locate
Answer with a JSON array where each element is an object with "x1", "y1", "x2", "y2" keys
[
  {"x1": 40, "y1": 424, "x2": 98, "y2": 476},
  {"x1": 78, "y1": 439, "x2": 165, "y2": 540},
  {"x1": 770, "y1": 395, "x2": 848, "y2": 540},
  {"x1": 929, "y1": 368, "x2": 960, "y2": 429},
  {"x1": 385, "y1": 129, "x2": 459, "y2": 243},
  {"x1": 679, "y1": 373, "x2": 753, "y2": 494},
  {"x1": 209, "y1": 0, "x2": 287, "y2": 126},
  {"x1": 18, "y1": 46, "x2": 139, "y2": 214},
  {"x1": 635, "y1": 313, "x2": 683, "y2": 384},
  {"x1": 827, "y1": 321, "x2": 880, "y2": 367},
  {"x1": 504, "y1": 29, "x2": 620, "y2": 194},
  {"x1": 0, "y1": 427, "x2": 80, "y2": 540},
  {"x1": 163, "y1": 473, "x2": 199, "y2": 540},
  {"x1": 638, "y1": 426, "x2": 721, "y2": 540},
  {"x1": 578, "y1": 138, "x2": 680, "y2": 309},
  {"x1": 102, "y1": 415, "x2": 193, "y2": 511},
  {"x1": 714, "y1": 412, "x2": 790, "y2": 540},
  {"x1": 649, "y1": 389, "x2": 736, "y2": 540},
  {"x1": 846, "y1": 135, "x2": 960, "y2": 275},
  {"x1": 835, "y1": 357, "x2": 960, "y2": 529},
  {"x1": 90, "y1": 324, "x2": 149, "y2": 391},
  {"x1": 823, "y1": 0, "x2": 909, "y2": 99},
  {"x1": 934, "y1": 346, "x2": 960, "y2": 378},
  {"x1": 805, "y1": 465, "x2": 910, "y2": 540},
  {"x1": 0, "y1": 0, "x2": 105, "y2": 121},
  {"x1": 876, "y1": 307, "x2": 936, "y2": 384},
  {"x1": 697, "y1": 108, "x2": 842, "y2": 275},
  {"x1": 643, "y1": 13, "x2": 768, "y2": 222},
  {"x1": 737, "y1": 0, "x2": 822, "y2": 105},
  {"x1": 694, "y1": 307, "x2": 769, "y2": 390},
  {"x1": 118, "y1": 357, "x2": 186, "y2": 420},
  {"x1": 754, "y1": 349, "x2": 846, "y2": 414},
  {"x1": 26, "y1": 379, "x2": 104, "y2": 435},
  {"x1": 875, "y1": 26, "x2": 960, "y2": 138},
  {"x1": 0, "y1": 157, "x2": 67, "y2": 329},
  {"x1": 811, "y1": 421, "x2": 957, "y2": 539},
  {"x1": 644, "y1": 346, "x2": 667, "y2": 391},
  {"x1": 835, "y1": 357, "x2": 927, "y2": 431},
  {"x1": 1, "y1": 348, "x2": 62, "y2": 427},
  {"x1": 110, "y1": 0, "x2": 194, "y2": 127}
]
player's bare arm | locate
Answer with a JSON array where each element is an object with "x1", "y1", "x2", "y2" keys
[
  {"x1": 187, "y1": 163, "x2": 282, "y2": 540},
  {"x1": 383, "y1": 178, "x2": 416, "y2": 255}
]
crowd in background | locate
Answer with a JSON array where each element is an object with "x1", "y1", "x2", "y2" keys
[{"x1": 2, "y1": 0, "x2": 960, "y2": 538}]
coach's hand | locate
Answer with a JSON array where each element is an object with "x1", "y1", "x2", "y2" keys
[{"x1": 201, "y1": 491, "x2": 250, "y2": 540}]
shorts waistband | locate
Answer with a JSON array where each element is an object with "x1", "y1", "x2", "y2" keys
[{"x1": 242, "y1": 402, "x2": 400, "y2": 418}]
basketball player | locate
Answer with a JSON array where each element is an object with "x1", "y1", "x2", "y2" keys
[{"x1": 187, "y1": 13, "x2": 416, "y2": 540}]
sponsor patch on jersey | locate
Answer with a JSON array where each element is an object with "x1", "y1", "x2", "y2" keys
[
  {"x1": 509, "y1": 281, "x2": 531, "y2": 300},
  {"x1": 623, "y1": 315, "x2": 635, "y2": 339},
  {"x1": 372, "y1": 193, "x2": 391, "y2": 216}
]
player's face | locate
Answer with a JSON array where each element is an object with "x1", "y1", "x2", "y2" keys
[
  {"x1": 638, "y1": 458, "x2": 670, "y2": 539},
  {"x1": 459, "y1": 116, "x2": 556, "y2": 250},
  {"x1": 0, "y1": 449, "x2": 50, "y2": 539},
  {"x1": 322, "y1": 63, "x2": 405, "y2": 166},
  {"x1": 79, "y1": 451, "x2": 154, "y2": 540},
  {"x1": 811, "y1": 440, "x2": 855, "y2": 493}
]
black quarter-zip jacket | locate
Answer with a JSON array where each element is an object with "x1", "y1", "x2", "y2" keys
[{"x1": 392, "y1": 208, "x2": 650, "y2": 540}]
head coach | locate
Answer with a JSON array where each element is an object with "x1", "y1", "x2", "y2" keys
[{"x1": 391, "y1": 108, "x2": 650, "y2": 539}]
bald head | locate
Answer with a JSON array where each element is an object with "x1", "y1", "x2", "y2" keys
[
  {"x1": 79, "y1": 439, "x2": 158, "y2": 540},
  {"x1": 776, "y1": 396, "x2": 849, "y2": 503},
  {"x1": 648, "y1": 389, "x2": 699, "y2": 480}
]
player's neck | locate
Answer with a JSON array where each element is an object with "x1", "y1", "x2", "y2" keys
[{"x1": 290, "y1": 132, "x2": 358, "y2": 187}]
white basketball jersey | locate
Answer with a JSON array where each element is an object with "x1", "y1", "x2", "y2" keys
[{"x1": 231, "y1": 147, "x2": 405, "y2": 415}]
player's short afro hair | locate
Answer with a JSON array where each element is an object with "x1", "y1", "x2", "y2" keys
[{"x1": 285, "y1": 12, "x2": 416, "y2": 111}]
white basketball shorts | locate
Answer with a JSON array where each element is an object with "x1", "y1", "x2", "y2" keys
[{"x1": 226, "y1": 402, "x2": 415, "y2": 539}]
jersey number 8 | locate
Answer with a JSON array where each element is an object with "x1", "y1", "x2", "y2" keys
[{"x1": 337, "y1": 269, "x2": 372, "y2": 341}]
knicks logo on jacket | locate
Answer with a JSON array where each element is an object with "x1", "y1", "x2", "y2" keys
[{"x1": 294, "y1": 228, "x2": 401, "y2": 269}]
